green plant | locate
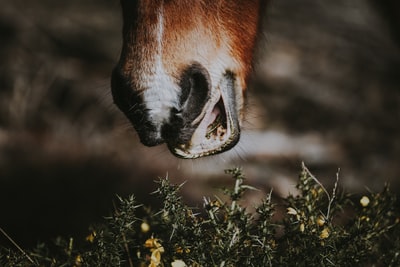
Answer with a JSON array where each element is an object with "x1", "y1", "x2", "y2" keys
[{"x1": 1, "y1": 164, "x2": 399, "y2": 266}]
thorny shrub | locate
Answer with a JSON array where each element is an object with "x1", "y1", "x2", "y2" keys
[{"x1": 1, "y1": 163, "x2": 399, "y2": 266}]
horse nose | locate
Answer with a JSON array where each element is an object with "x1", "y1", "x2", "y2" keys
[{"x1": 162, "y1": 63, "x2": 211, "y2": 144}]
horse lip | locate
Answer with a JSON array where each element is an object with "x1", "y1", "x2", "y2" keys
[{"x1": 169, "y1": 74, "x2": 240, "y2": 159}]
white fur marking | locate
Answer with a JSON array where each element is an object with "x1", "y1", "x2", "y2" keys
[{"x1": 142, "y1": 5, "x2": 180, "y2": 134}]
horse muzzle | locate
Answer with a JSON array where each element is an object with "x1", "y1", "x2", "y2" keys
[{"x1": 111, "y1": 63, "x2": 241, "y2": 159}]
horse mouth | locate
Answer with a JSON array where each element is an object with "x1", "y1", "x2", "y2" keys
[{"x1": 169, "y1": 75, "x2": 240, "y2": 159}]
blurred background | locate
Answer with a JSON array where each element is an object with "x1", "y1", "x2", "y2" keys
[{"x1": 0, "y1": 0, "x2": 399, "y2": 246}]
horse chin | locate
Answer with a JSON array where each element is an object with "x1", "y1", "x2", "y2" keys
[{"x1": 168, "y1": 74, "x2": 240, "y2": 159}]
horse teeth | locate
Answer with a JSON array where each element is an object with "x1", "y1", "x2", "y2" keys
[
  {"x1": 206, "y1": 114, "x2": 227, "y2": 140},
  {"x1": 217, "y1": 126, "x2": 226, "y2": 141}
]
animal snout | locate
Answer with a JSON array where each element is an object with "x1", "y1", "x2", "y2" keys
[{"x1": 111, "y1": 63, "x2": 213, "y2": 149}]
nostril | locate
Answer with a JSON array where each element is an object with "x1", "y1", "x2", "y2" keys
[
  {"x1": 163, "y1": 63, "x2": 212, "y2": 146},
  {"x1": 179, "y1": 63, "x2": 211, "y2": 110}
]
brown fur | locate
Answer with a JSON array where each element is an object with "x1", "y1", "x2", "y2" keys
[
  {"x1": 120, "y1": 0, "x2": 265, "y2": 91},
  {"x1": 113, "y1": 0, "x2": 267, "y2": 157}
]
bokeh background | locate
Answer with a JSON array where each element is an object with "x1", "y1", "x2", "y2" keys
[{"x1": 1, "y1": 0, "x2": 399, "y2": 246}]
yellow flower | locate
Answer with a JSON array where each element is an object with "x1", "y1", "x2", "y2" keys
[
  {"x1": 175, "y1": 246, "x2": 190, "y2": 254},
  {"x1": 141, "y1": 222, "x2": 150, "y2": 233},
  {"x1": 287, "y1": 207, "x2": 298, "y2": 215},
  {"x1": 360, "y1": 216, "x2": 370, "y2": 222},
  {"x1": 310, "y1": 188, "x2": 319, "y2": 198},
  {"x1": 299, "y1": 223, "x2": 305, "y2": 233},
  {"x1": 210, "y1": 200, "x2": 222, "y2": 207},
  {"x1": 145, "y1": 238, "x2": 164, "y2": 267},
  {"x1": 74, "y1": 254, "x2": 83, "y2": 267},
  {"x1": 149, "y1": 249, "x2": 163, "y2": 267},
  {"x1": 145, "y1": 238, "x2": 162, "y2": 249},
  {"x1": 320, "y1": 227, "x2": 330, "y2": 239},
  {"x1": 317, "y1": 216, "x2": 326, "y2": 227},
  {"x1": 171, "y1": 259, "x2": 188, "y2": 267},
  {"x1": 85, "y1": 231, "x2": 96, "y2": 243},
  {"x1": 360, "y1": 196, "x2": 370, "y2": 207}
]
